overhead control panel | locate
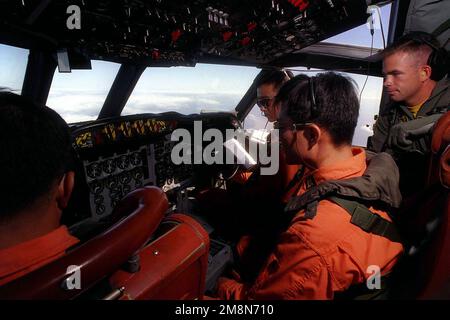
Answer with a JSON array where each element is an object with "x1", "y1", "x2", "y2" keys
[{"x1": 0, "y1": 0, "x2": 374, "y2": 66}]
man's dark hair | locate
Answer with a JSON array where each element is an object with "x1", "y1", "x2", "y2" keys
[
  {"x1": 275, "y1": 72, "x2": 359, "y2": 146},
  {"x1": 0, "y1": 92, "x2": 73, "y2": 218},
  {"x1": 254, "y1": 69, "x2": 294, "y2": 89}
]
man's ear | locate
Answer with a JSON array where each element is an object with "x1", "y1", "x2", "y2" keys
[
  {"x1": 421, "y1": 65, "x2": 432, "y2": 81},
  {"x1": 303, "y1": 124, "x2": 321, "y2": 150},
  {"x1": 56, "y1": 171, "x2": 75, "y2": 210}
]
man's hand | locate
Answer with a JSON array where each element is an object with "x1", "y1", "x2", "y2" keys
[{"x1": 387, "y1": 113, "x2": 444, "y2": 152}]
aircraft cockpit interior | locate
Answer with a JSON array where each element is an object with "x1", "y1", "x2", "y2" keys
[{"x1": 0, "y1": 0, "x2": 449, "y2": 301}]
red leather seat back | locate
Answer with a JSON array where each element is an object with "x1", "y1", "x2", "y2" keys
[
  {"x1": 431, "y1": 112, "x2": 450, "y2": 155},
  {"x1": 424, "y1": 111, "x2": 450, "y2": 187},
  {"x1": 440, "y1": 145, "x2": 450, "y2": 188},
  {"x1": 419, "y1": 146, "x2": 450, "y2": 299},
  {"x1": 0, "y1": 186, "x2": 168, "y2": 299},
  {"x1": 109, "y1": 213, "x2": 210, "y2": 300}
]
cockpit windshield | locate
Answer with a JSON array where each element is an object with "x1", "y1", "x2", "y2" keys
[{"x1": 122, "y1": 63, "x2": 259, "y2": 116}]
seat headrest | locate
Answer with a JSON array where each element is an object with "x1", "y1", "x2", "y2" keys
[
  {"x1": 441, "y1": 146, "x2": 450, "y2": 188},
  {"x1": 0, "y1": 186, "x2": 168, "y2": 299},
  {"x1": 431, "y1": 111, "x2": 450, "y2": 154}
]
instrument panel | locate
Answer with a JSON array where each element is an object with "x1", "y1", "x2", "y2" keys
[
  {"x1": 65, "y1": 112, "x2": 238, "y2": 229},
  {"x1": 83, "y1": 145, "x2": 152, "y2": 218}
]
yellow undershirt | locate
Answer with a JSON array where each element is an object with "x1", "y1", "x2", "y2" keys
[{"x1": 408, "y1": 100, "x2": 426, "y2": 119}]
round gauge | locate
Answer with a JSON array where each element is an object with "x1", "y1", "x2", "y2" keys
[
  {"x1": 130, "y1": 152, "x2": 142, "y2": 166},
  {"x1": 106, "y1": 177, "x2": 118, "y2": 189},
  {"x1": 90, "y1": 181, "x2": 103, "y2": 195},
  {"x1": 119, "y1": 172, "x2": 131, "y2": 184},
  {"x1": 86, "y1": 162, "x2": 102, "y2": 178},
  {"x1": 117, "y1": 155, "x2": 129, "y2": 170},
  {"x1": 133, "y1": 168, "x2": 144, "y2": 180},
  {"x1": 103, "y1": 159, "x2": 116, "y2": 174},
  {"x1": 96, "y1": 204, "x2": 106, "y2": 215}
]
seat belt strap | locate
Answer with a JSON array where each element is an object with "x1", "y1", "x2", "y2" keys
[{"x1": 329, "y1": 196, "x2": 402, "y2": 243}]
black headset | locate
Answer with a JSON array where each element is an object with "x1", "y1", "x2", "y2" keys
[
  {"x1": 399, "y1": 31, "x2": 449, "y2": 81},
  {"x1": 309, "y1": 76, "x2": 319, "y2": 118}
]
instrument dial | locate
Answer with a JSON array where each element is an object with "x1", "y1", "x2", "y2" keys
[
  {"x1": 96, "y1": 204, "x2": 106, "y2": 215},
  {"x1": 90, "y1": 181, "x2": 104, "y2": 195},
  {"x1": 106, "y1": 177, "x2": 118, "y2": 189},
  {"x1": 117, "y1": 155, "x2": 129, "y2": 170},
  {"x1": 130, "y1": 152, "x2": 142, "y2": 166},
  {"x1": 119, "y1": 172, "x2": 131, "y2": 184},
  {"x1": 103, "y1": 159, "x2": 116, "y2": 174},
  {"x1": 86, "y1": 162, "x2": 102, "y2": 178}
]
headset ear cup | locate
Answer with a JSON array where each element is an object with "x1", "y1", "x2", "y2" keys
[
  {"x1": 309, "y1": 77, "x2": 317, "y2": 118},
  {"x1": 430, "y1": 48, "x2": 449, "y2": 81},
  {"x1": 399, "y1": 31, "x2": 448, "y2": 81}
]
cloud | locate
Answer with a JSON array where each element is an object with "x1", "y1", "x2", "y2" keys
[
  {"x1": 123, "y1": 92, "x2": 239, "y2": 115},
  {"x1": 47, "y1": 89, "x2": 242, "y2": 123},
  {"x1": 46, "y1": 91, "x2": 107, "y2": 123}
]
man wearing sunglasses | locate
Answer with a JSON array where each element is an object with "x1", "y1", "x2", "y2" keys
[
  {"x1": 211, "y1": 70, "x2": 304, "y2": 282},
  {"x1": 255, "y1": 69, "x2": 293, "y2": 123},
  {"x1": 216, "y1": 73, "x2": 403, "y2": 299},
  {"x1": 233, "y1": 69, "x2": 298, "y2": 185}
]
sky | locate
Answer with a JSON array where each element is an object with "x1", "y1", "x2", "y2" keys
[{"x1": 0, "y1": 4, "x2": 392, "y2": 147}]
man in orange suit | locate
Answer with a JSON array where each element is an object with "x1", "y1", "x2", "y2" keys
[
  {"x1": 0, "y1": 92, "x2": 79, "y2": 285},
  {"x1": 217, "y1": 73, "x2": 404, "y2": 299}
]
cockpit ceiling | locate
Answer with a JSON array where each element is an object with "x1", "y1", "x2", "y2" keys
[{"x1": 0, "y1": 0, "x2": 385, "y2": 67}]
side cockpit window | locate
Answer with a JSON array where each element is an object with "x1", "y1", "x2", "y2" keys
[
  {"x1": 47, "y1": 60, "x2": 120, "y2": 124},
  {"x1": 0, "y1": 44, "x2": 29, "y2": 94}
]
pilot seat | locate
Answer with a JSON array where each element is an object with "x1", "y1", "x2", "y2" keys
[{"x1": 0, "y1": 186, "x2": 210, "y2": 300}]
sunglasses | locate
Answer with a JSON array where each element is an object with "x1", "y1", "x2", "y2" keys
[{"x1": 256, "y1": 97, "x2": 275, "y2": 109}]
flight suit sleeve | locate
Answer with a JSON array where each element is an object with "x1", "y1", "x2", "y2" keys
[
  {"x1": 216, "y1": 277, "x2": 247, "y2": 300},
  {"x1": 216, "y1": 229, "x2": 334, "y2": 300}
]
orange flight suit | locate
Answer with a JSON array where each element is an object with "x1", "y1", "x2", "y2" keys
[
  {"x1": 217, "y1": 147, "x2": 404, "y2": 299},
  {"x1": 0, "y1": 226, "x2": 79, "y2": 286}
]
